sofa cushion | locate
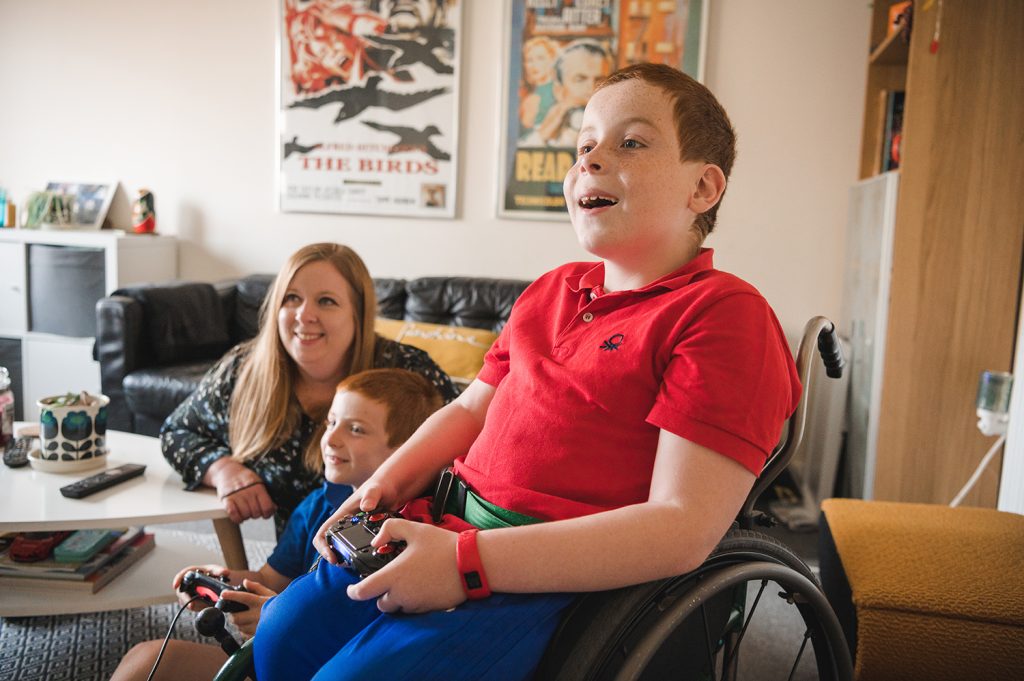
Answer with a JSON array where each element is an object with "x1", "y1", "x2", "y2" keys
[
  {"x1": 125, "y1": 283, "x2": 232, "y2": 365},
  {"x1": 123, "y1": 360, "x2": 217, "y2": 422},
  {"x1": 375, "y1": 319, "x2": 497, "y2": 386},
  {"x1": 405, "y1": 277, "x2": 528, "y2": 332},
  {"x1": 375, "y1": 278, "x2": 408, "y2": 320},
  {"x1": 233, "y1": 274, "x2": 275, "y2": 342}
]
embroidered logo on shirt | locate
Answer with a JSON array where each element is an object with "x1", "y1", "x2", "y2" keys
[{"x1": 599, "y1": 333, "x2": 625, "y2": 351}]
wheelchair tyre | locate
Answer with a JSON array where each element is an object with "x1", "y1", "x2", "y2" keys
[{"x1": 534, "y1": 529, "x2": 852, "y2": 681}]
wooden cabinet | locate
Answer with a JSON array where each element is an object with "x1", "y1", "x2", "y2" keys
[
  {"x1": 856, "y1": 1, "x2": 1024, "y2": 507},
  {"x1": 0, "y1": 230, "x2": 177, "y2": 420}
]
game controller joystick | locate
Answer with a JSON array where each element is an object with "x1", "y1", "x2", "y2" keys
[
  {"x1": 179, "y1": 570, "x2": 250, "y2": 613},
  {"x1": 326, "y1": 509, "x2": 405, "y2": 577}
]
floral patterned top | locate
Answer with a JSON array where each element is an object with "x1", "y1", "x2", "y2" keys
[{"x1": 160, "y1": 336, "x2": 457, "y2": 536}]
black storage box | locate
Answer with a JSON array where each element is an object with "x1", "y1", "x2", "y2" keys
[{"x1": 28, "y1": 244, "x2": 106, "y2": 337}]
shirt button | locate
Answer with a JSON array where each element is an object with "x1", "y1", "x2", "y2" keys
[{"x1": 582, "y1": 312, "x2": 594, "y2": 322}]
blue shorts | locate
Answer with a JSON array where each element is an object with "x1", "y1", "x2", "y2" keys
[{"x1": 254, "y1": 558, "x2": 574, "y2": 681}]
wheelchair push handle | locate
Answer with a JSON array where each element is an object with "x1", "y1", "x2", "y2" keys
[
  {"x1": 736, "y1": 315, "x2": 844, "y2": 529},
  {"x1": 816, "y1": 323, "x2": 845, "y2": 379}
]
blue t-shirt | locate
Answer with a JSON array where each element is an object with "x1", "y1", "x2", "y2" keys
[{"x1": 266, "y1": 482, "x2": 352, "y2": 579}]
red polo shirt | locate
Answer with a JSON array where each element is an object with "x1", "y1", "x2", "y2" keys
[{"x1": 454, "y1": 249, "x2": 801, "y2": 522}]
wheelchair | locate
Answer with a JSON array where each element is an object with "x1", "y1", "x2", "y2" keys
[{"x1": 209, "y1": 316, "x2": 853, "y2": 681}]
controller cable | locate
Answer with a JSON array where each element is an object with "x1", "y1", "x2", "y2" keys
[{"x1": 145, "y1": 595, "x2": 202, "y2": 681}]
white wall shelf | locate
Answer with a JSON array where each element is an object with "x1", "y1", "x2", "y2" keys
[{"x1": 0, "y1": 229, "x2": 177, "y2": 418}]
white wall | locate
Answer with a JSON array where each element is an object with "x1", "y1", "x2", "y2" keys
[{"x1": 0, "y1": 1, "x2": 868, "y2": 340}]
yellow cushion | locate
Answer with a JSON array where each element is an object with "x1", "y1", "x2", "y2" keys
[{"x1": 375, "y1": 318, "x2": 498, "y2": 385}]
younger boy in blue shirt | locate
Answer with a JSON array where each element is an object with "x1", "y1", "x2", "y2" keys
[{"x1": 110, "y1": 369, "x2": 442, "y2": 681}]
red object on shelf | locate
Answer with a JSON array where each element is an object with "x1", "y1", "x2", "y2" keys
[
  {"x1": 131, "y1": 189, "x2": 156, "y2": 234},
  {"x1": 132, "y1": 214, "x2": 155, "y2": 234},
  {"x1": 9, "y1": 531, "x2": 72, "y2": 562}
]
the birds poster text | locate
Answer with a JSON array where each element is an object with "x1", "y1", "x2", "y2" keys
[
  {"x1": 498, "y1": 0, "x2": 705, "y2": 219},
  {"x1": 279, "y1": 0, "x2": 461, "y2": 218}
]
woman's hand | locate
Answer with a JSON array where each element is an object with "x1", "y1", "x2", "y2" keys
[
  {"x1": 205, "y1": 458, "x2": 276, "y2": 524},
  {"x1": 223, "y1": 580, "x2": 278, "y2": 638},
  {"x1": 345, "y1": 519, "x2": 465, "y2": 614},
  {"x1": 313, "y1": 477, "x2": 401, "y2": 562}
]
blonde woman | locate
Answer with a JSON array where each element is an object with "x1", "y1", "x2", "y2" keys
[
  {"x1": 518, "y1": 35, "x2": 559, "y2": 135},
  {"x1": 161, "y1": 243, "x2": 456, "y2": 535}
]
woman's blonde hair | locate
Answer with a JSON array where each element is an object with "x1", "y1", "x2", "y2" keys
[{"x1": 228, "y1": 243, "x2": 377, "y2": 463}]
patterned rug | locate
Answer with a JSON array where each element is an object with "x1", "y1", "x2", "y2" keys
[{"x1": 0, "y1": 531, "x2": 273, "y2": 681}]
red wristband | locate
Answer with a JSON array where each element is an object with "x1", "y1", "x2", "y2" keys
[{"x1": 456, "y1": 529, "x2": 491, "y2": 600}]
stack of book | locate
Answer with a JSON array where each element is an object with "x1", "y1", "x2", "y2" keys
[{"x1": 0, "y1": 527, "x2": 155, "y2": 594}]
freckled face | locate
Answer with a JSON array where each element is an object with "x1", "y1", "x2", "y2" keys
[
  {"x1": 320, "y1": 391, "x2": 396, "y2": 487},
  {"x1": 563, "y1": 79, "x2": 704, "y2": 263},
  {"x1": 277, "y1": 261, "x2": 358, "y2": 383}
]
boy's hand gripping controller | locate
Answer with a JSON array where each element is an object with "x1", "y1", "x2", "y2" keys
[
  {"x1": 325, "y1": 510, "x2": 405, "y2": 577},
  {"x1": 178, "y1": 570, "x2": 250, "y2": 613}
]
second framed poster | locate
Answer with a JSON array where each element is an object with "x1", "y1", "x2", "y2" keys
[
  {"x1": 278, "y1": 0, "x2": 462, "y2": 218},
  {"x1": 498, "y1": 0, "x2": 707, "y2": 219}
]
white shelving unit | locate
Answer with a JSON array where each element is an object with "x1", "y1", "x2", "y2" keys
[
  {"x1": 0, "y1": 229, "x2": 177, "y2": 419},
  {"x1": 0, "y1": 428, "x2": 243, "y2": 617},
  {"x1": 0, "y1": 532, "x2": 223, "y2": 617}
]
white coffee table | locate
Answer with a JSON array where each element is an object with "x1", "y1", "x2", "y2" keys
[{"x1": 0, "y1": 428, "x2": 249, "y2": 617}]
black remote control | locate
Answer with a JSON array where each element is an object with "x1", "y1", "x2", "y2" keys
[
  {"x1": 3, "y1": 437, "x2": 31, "y2": 468},
  {"x1": 59, "y1": 464, "x2": 146, "y2": 499},
  {"x1": 179, "y1": 570, "x2": 250, "y2": 613}
]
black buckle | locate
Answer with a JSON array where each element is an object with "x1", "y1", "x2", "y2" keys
[
  {"x1": 430, "y1": 466, "x2": 468, "y2": 523},
  {"x1": 431, "y1": 467, "x2": 455, "y2": 523}
]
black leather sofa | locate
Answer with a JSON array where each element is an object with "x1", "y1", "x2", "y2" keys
[{"x1": 95, "y1": 275, "x2": 530, "y2": 436}]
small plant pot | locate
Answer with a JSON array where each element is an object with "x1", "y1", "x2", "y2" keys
[{"x1": 37, "y1": 393, "x2": 110, "y2": 468}]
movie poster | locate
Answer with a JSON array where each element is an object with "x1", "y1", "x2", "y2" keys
[
  {"x1": 498, "y1": 0, "x2": 706, "y2": 219},
  {"x1": 278, "y1": 0, "x2": 461, "y2": 218}
]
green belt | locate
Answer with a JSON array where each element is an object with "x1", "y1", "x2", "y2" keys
[{"x1": 444, "y1": 484, "x2": 541, "y2": 530}]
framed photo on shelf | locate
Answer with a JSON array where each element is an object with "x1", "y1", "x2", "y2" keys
[
  {"x1": 497, "y1": 0, "x2": 708, "y2": 220},
  {"x1": 276, "y1": 0, "x2": 463, "y2": 218},
  {"x1": 43, "y1": 181, "x2": 117, "y2": 230}
]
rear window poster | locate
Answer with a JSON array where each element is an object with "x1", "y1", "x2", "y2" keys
[
  {"x1": 279, "y1": 0, "x2": 461, "y2": 218},
  {"x1": 499, "y1": 0, "x2": 706, "y2": 219}
]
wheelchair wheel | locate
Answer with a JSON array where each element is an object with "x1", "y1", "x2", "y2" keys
[{"x1": 534, "y1": 529, "x2": 852, "y2": 681}]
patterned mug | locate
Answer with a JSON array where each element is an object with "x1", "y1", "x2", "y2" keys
[{"x1": 37, "y1": 392, "x2": 110, "y2": 462}]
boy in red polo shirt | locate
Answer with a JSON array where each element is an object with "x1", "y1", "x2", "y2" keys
[{"x1": 254, "y1": 63, "x2": 800, "y2": 681}]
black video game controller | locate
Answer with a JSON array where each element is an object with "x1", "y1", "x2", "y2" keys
[
  {"x1": 326, "y1": 510, "x2": 405, "y2": 577},
  {"x1": 179, "y1": 570, "x2": 250, "y2": 613}
]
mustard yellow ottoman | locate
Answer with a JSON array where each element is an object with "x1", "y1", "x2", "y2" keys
[{"x1": 818, "y1": 499, "x2": 1024, "y2": 681}]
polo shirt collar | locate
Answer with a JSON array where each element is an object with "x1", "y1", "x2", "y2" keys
[{"x1": 566, "y1": 248, "x2": 716, "y2": 298}]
